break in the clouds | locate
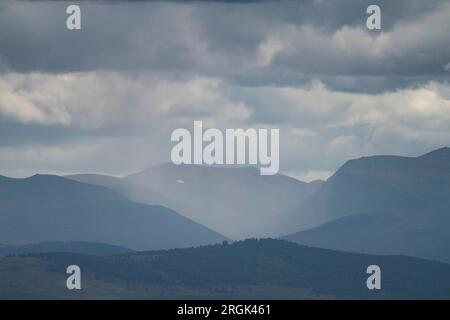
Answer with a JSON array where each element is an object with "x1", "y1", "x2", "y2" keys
[{"x1": 0, "y1": 0, "x2": 449, "y2": 180}]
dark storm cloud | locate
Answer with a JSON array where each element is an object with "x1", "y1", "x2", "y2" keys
[{"x1": 0, "y1": 0, "x2": 449, "y2": 93}]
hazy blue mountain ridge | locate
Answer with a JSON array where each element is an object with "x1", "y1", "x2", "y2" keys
[
  {"x1": 0, "y1": 175, "x2": 227, "y2": 250},
  {"x1": 70, "y1": 164, "x2": 322, "y2": 239},
  {"x1": 284, "y1": 147, "x2": 450, "y2": 263}
]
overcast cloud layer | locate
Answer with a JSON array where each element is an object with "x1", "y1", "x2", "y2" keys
[{"x1": 0, "y1": 0, "x2": 449, "y2": 180}]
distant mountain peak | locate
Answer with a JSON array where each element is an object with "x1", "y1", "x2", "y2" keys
[
  {"x1": 129, "y1": 162, "x2": 262, "y2": 178},
  {"x1": 419, "y1": 147, "x2": 450, "y2": 160},
  {"x1": 26, "y1": 173, "x2": 62, "y2": 180},
  {"x1": 336, "y1": 155, "x2": 412, "y2": 174}
]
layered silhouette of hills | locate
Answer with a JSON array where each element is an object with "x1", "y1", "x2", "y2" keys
[
  {"x1": 284, "y1": 147, "x2": 450, "y2": 263},
  {"x1": 69, "y1": 164, "x2": 322, "y2": 239},
  {"x1": 1, "y1": 239, "x2": 449, "y2": 299},
  {"x1": 0, "y1": 241, "x2": 134, "y2": 257},
  {"x1": 0, "y1": 175, "x2": 227, "y2": 251}
]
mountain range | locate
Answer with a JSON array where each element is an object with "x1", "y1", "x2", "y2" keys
[
  {"x1": 68, "y1": 164, "x2": 322, "y2": 239},
  {"x1": 1, "y1": 147, "x2": 450, "y2": 267}
]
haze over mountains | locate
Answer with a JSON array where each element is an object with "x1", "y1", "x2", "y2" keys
[
  {"x1": 0, "y1": 175, "x2": 226, "y2": 251},
  {"x1": 1, "y1": 147, "x2": 449, "y2": 267},
  {"x1": 0, "y1": 147, "x2": 450, "y2": 299},
  {"x1": 68, "y1": 164, "x2": 323, "y2": 239},
  {"x1": 64, "y1": 147, "x2": 450, "y2": 264},
  {"x1": 284, "y1": 147, "x2": 450, "y2": 263}
]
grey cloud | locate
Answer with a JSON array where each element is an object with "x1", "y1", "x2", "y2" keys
[
  {"x1": 0, "y1": 0, "x2": 449, "y2": 93},
  {"x1": 1, "y1": 0, "x2": 450, "y2": 180},
  {"x1": 1, "y1": 70, "x2": 450, "y2": 179},
  {"x1": 445, "y1": 63, "x2": 450, "y2": 72}
]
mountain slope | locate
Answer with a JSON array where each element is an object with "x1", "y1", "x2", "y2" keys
[
  {"x1": 0, "y1": 174, "x2": 227, "y2": 250},
  {"x1": 0, "y1": 242, "x2": 134, "y2": 257},
  {"x1": 419, "y1": 146, "x2": 450, "y2": 165},
  {"x1": 283, "y1": 147, "x2": 450, "y2": 263},
  {"x1": 284, "y1": 211, "x2": 450, "y2": 263},
  {"x1": 69, "y1": 164, "x2": 322, "y2": 239},
  {"x1": 285, "y1": 148, "x2": 450, "y2": 231},
  {"x1": 1, "y1": 239, "x2": 450, "y2": 299},
  {"x1": 64, "y1": 173, "x2": 173, "y2": 206}
]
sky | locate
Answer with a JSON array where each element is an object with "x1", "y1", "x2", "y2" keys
[{"x1": 0, "y1": 0, "x2": 449, "y2": 181}]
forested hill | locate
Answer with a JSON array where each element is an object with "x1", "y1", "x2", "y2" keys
[{"x1": 1, "y1": 239, "x2": 450, "y2": 299}]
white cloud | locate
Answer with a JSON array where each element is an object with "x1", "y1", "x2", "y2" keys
[
  {"x1": 0, "y1": 76, "x2": 71, "y2": 125},
  {"x1": 250, "y1": 1, "x2": 450, "y2": 81},
  {"x1": 0, "y1": 72, "x2": 251, "y2": 129}
]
